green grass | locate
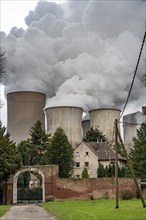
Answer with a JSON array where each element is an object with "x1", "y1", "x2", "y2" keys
[
  {"x1": 0, "y1": 205, "x2": 12, "y2": 217},
  {"x1": 40, "y1": 199, "x2": 146, "y2": 220}
]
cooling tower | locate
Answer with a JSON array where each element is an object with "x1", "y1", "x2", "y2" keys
[
  {"x1": 7, "y1": 91, "x2": 46, "y2": 143},
  {"x1": 82, "y1": 113, "x2": 90, "y2": 138},
  {"x1": 89, "y1": 108, "x2": 121, "y2": 142},
  {"x1": 45, "y1": 106, "x2": 83, "y2": 148},
  {"x1": 123, "y1": 111, "x2": 145, "y2": 152}
]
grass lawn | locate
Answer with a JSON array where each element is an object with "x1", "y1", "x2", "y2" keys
[
  {"x1": 40, "y1": 199, "x2": 146, "y2": 220},
  {"x1": 0, "y1": 205, "x2": 12, "y2": 217}
]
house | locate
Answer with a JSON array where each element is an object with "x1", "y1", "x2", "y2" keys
[
  {"x1": 74, "y1": 141, "x2": 98, "y2": 178},
  {"x1": 73, "y1": 141, "x2": 127, "y2": 178}
]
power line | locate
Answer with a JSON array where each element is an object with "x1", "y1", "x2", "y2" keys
[
  {"x1": 119, "y1": 31, "x2": 146, "y2": 121},
  {"x1": 118, "y1": 121, "x2": 144, "y2": 126}
]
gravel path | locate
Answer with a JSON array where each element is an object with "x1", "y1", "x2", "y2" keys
[{"x1": 0, "y1": 204, "x2": 56, "y2": 220}]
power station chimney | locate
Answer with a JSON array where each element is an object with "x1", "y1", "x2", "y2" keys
[
  {"x1": 45, "y1": 106, "x2": 83, "y2": 148},
  {"x1": 7, "y1": 91, "x2": 46, "y2": 143},
  {"x1": 89, "y1": 108, "x2": 121, "y2": 142}
]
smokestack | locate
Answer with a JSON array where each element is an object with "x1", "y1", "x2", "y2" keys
[
  {"x1": 7, "y1": 91, "x2": 46, "y2": 143},
  {"x1": 45, "y1": 106, "x2": 83, "y2": 148},
  {"x1": 89, "y1": 108, "x2": 121, "y2": 142}
]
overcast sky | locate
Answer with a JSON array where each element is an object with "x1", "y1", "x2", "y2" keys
[
  {"x1": 1, "y1": 0, "x2": 40, "y2": 125},
  {"x1": 0, "y1": 0, "x2": 145, "y2": 127}
]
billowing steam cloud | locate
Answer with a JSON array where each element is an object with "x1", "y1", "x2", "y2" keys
[{"x1": 1, "y1": 0, "x2": 145, "y2": 112}]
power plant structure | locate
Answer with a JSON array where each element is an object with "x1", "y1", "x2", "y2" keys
[
  {"x1": 89, "y1": 108, "x2": 121, "y2": 143},
  {"x1": 123, "y1": 106, "x2": 146, "y2": 151},
  {"x1": 7, "y1": 91, "x2": 46, "y2": 144},
  {"x1": 7, "y1": 90, "x2": 143, "y2": 153},
  {"x1": 45, "y1": 106, "x2": 83, "y2": 148},
  {"x1": 7, "y1": 92, "x2": 122, "y2": 147},
  {"x1": 82, "y1": 113, "x2": 90, "y2": 138}
]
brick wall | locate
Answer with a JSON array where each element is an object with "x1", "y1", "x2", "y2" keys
[
  {"x1": 55, "y1": 178, "x2": 138, "y2": 199},
  {"x1": 1, "y1": 166, "x2": 139, "y2": 204}
]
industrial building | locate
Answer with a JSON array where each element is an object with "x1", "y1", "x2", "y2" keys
[
  {"x1": 123, "y1": 106, "x2": 146, "y2": 151},
  {"x1": 45, "y1": 106, "x2": 83, "y2": 148},
  {"x1": 89, "y1": 108, "x2": 121, "y2": 143},
  {"x1": 7, "y1": 91, "x2": 46, "y2": 144},
  {"x1": 6, "y1": 93, "x2": 126, "y2": 178},
  {"x1": 7, "y1": 93, "x2": 122, "y2": 147}
]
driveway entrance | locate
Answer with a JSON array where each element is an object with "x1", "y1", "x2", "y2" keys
[{"x1": 4, "y1": 165, "x2": 58, "y2": 204}]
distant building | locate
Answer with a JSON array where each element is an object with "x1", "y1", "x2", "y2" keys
[
  {"x1": 73, "y1": 141, "x2": 126, "y2": 178},
  {"x1": 74, "y1": 141, "x2": 98, "y2": 178},
  {"x1": 123, "y1": 110, "x2": 146, "y2": 152}
]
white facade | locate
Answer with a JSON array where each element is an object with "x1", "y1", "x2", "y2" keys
[{"x1": 74, "y1": 142, "x2": 98, "y2": 178}]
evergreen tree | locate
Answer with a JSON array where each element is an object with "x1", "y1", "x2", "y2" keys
[
  {"x1": 130, "y1": 123, "x2": 146, "y2": 180},
  {"x1": 112, "y1": 142, "x2": 124, "y2": 157},
  {"x1": 0, "y1": 121, "x2": 21, "y2": 182},
  {"x1": 82, "y1": 168, "x2": 89, "y2": 178},
  {"x1": 48, "y1": 127, "x2": 74, "y2": 178},
  {"x1": 97, "y1": 163, "x2": 129, "y2": 178},
  {"x1": 83, "y1": 126, "x2": 107, "y2": 142},
  {"x1": 18, "y1": 120, "x2": 50, "y2": 165},
  {"x1": 97, "y1": 164, "x2": 105, "y2": 177},
  {"x1": 104, "y1": 165, "x2": 109, "y2": 177},
  {"x1": 29, "y1": 120, "x2": 49, "y2": 146}
]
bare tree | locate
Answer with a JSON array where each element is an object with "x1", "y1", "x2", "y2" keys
[{"x1": 0, "y1": 49, "x2": 6, "y2": 82}]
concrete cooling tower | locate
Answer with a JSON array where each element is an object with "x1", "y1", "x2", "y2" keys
[
  {"x1": 89, "y1": 108, "x2": 121, "y2": 142},
  {"x1": 123, "y1": 110, "x2": 146, "y2": 152},
  {"x1": 7, "y1": 91, "x2": 46, "y2": 143},
  {"x1": 45, "y1": 106, "x2": 83, "y2": 148},
  {"x1": 82, "y1": 113, "x2": 90, "y2": 138}
]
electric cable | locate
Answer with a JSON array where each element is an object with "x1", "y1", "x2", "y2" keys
[{"x1": 119, "y1": 31, "x2": 146, "y2": 121}]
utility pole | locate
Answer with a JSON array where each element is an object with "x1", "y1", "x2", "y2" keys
[
  {"x1": 115, "y1": 119, "x2": 119, "y2": 209},
  {"x1": 117, "y1": 126, "x2": 146, "y2": 208}
]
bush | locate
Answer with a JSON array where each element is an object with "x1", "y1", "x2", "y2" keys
[
  {"x1": 120, "y1": 189, "x2": 134, "y2": 200},
  {"x1": 82, "y1": 168, "x2": 89, "y2": 178}
]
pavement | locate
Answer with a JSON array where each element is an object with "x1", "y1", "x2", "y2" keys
[{"x1": 0, "y1": 204, "x2": 56, "y2": 220}]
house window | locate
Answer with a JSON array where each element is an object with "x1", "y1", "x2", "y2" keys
[
  {"x1": 85, "y1": 162, "x2": 89, "y2": 167},
  {"x1": 76, "y1": 162, "x2": 80, "y2": 168},
  {"x1": 86, "y1": 152, "x2": 89, "y2": 155},
  {"x1": 75, "y1": 152, "x2": 79, "y2": 157},
  {"x1": 76, "y1": 175, "x2": 80, "y2": 178}
]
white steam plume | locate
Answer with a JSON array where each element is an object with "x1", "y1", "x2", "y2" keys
[{"x1": 1, "y1": 0, "x2": 145, "y2": 112}]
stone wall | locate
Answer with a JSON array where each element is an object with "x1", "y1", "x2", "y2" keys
[
  {"x1": 0, "y1": 165, "x2": 140, "y2": 204},
  {"x1": 55, "y1": 178, "x2": 138, "y2": 199}
]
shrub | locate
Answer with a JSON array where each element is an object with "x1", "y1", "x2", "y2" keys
[
  {"x1": 120, "y1": 189, "x2": 134, "y2": 200},
  {"x1": 82, "y1": 168, "x2": 89, "y2": 178}
]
